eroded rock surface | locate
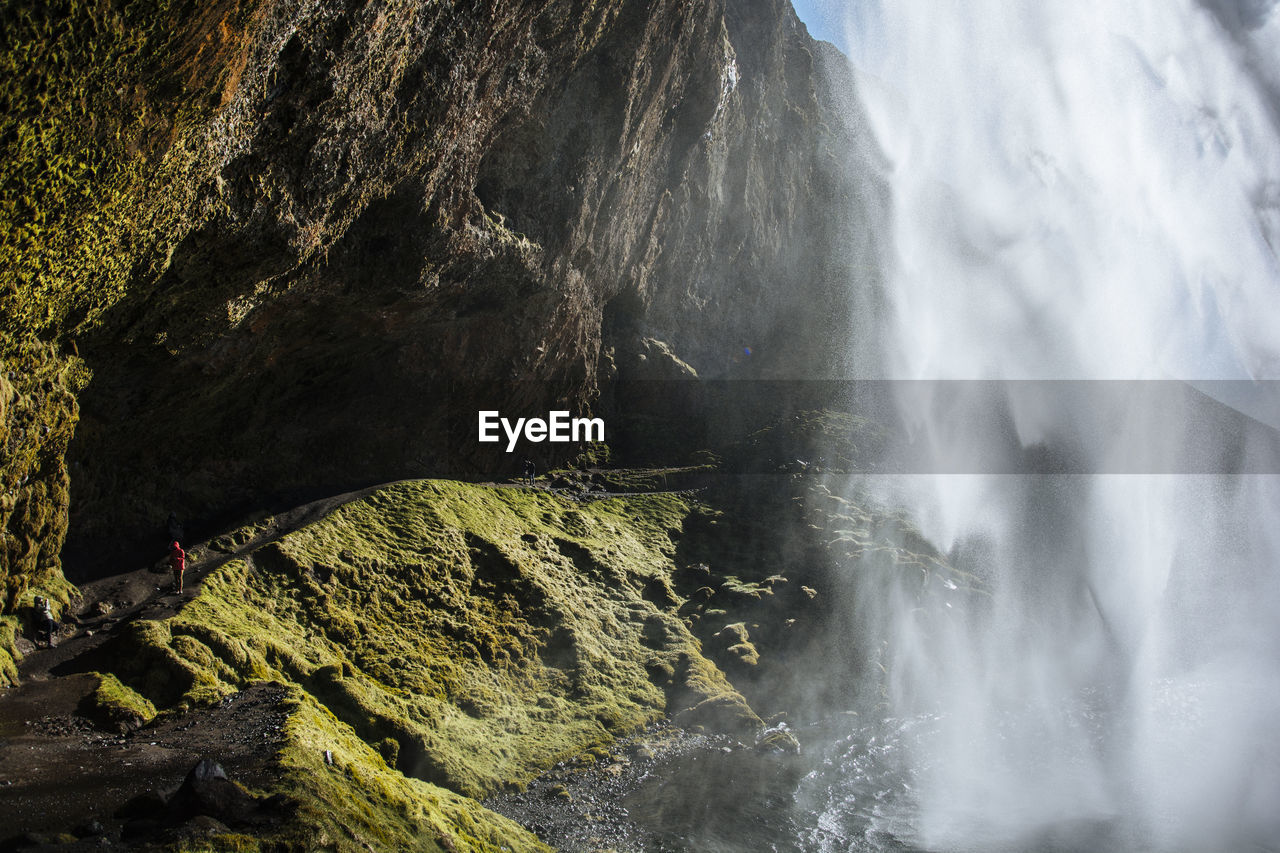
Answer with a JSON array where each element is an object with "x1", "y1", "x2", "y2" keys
[{"x1": 12, "y1": 0, "x2": 886, "y2": 574}]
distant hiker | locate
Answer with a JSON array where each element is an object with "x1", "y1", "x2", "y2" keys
[
  {"x1": 167, "y1": 511, "x2": 184, "y2": 545},
  {"x1": 522, "y1": 459, "x2": 536, "y2": 487},
  {"x1": 33, "y1": 596, "x2": 56, "y2": 648},
  {"x1": 169, "y1": 540, "x2": 186, "y2": 593}
]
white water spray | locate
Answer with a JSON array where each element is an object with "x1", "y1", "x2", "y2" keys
[{"x1": 836, "y1": 2, "x2": 1280, "y2": 850}]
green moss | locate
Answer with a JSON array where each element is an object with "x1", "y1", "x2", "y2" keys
[
  {"x1": 0, "y1": 0, "x2": 254, "y2": 651},
  {"x1": 561, "y1": 465, "x2": 714, "y2": 493},
  {"x1": 263, "y1": 688, "x2": 551, "y2": 852},
  {"x1": 717, "y1": 577, "x2": 774, "y2": 600},
  {"x1": 80, "y1": 671, "x2": 158, "y2": 730},
  {"x1": 0, "y1": 616, "x2": 18, "y2": 685},
  {"x1": 480, "y1": 208, "x2": 541, "y2": 253},
  {"x1": 569, "y1": 442, "x2": 613, "y2": 468},
  {"x1": 0, "y1": 0, "x2": 261, "y2": 347},
  {"x1": 168, "y1": 836, "x2": 263, "y2": 853},
  {"x1": 1, "y1": 343, "x2": 85, "y2": 616},
  {"x1": 1, "y1": 577, "x2": 79, "y2": 688},
  {"x1": 93, "y1": 479, "x2": 759, "y2": 846},
  {"x1": 0, "y1": 0, "x2": 267, "y2": 627}
]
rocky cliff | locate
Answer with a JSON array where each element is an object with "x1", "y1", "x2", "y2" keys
[
  {"x1": 2, "y1": 0, "x2": 883, "y2": 659},
  {"x1": 0, "y1": 2, "x2": 905, "y2": 845}
]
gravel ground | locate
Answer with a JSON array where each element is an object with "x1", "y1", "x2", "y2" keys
[{"x1": 0, "y1": 678, "x2": 289, "y2": 846}]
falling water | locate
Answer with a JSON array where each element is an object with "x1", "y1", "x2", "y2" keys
[{"x1": 827, "y1": 1, "x2": 1280, "y2": 851}]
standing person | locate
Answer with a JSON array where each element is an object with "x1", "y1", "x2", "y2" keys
[
  {"x1": 169, "y1": 540, "x2": 186, "y2": 593},
  {"x1": 33, "y1": 596, "x2": 56, "y2": 648},
  {"x1": 523, "y1": 459, "x2": 536, "y2": 487}
]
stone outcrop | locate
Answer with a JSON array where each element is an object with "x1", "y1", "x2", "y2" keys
[
  {"x1": 0, "y1": 345, "x2": 83, "y2": 612},
  {"x1": 2, "y1": 0, "x2": 884, "y2": 580}
]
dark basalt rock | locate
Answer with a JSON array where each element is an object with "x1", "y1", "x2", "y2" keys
[
  {"x1": 30, "y1": 0, "x2": 886, "y2": 579},
  {"x1": 118, "y1": 759, "x2": 296, "y2": 843},
  {"x1": 166, "y1": 759, "x2": 258, "y2": 825}
]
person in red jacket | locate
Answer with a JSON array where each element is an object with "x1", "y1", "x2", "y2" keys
[{"x1": 169, "y1": 540, "x2": 186, "y2": 593}]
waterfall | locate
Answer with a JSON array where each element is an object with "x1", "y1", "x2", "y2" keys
[{"x1": 834, "y1": 2, "x2": 1280, "y2": 850}]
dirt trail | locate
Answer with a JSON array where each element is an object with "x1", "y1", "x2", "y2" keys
[
  {"x1": 17, "y1": 474, "x2": 668, "y2": 682},
  {"x1": 0, "y1": 679, "x2": 288, "y2": 844},
  {"x1": 0, "y1": 482, "x2": 387, "y2": 845},
  {"x1": 17, "y1": 480, "x2": 395, "y2": 682}
]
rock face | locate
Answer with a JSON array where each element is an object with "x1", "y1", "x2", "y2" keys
[
  {"x1": 2, "y1": 0, "x2": 884, "y2": 577},
  {"x1": 0, "y1": 345, "x2": 83, "y2": 613}
]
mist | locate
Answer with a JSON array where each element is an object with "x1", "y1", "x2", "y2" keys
[{"x1": 821, "y1": 1, "x2": 1280, "y2": 850}]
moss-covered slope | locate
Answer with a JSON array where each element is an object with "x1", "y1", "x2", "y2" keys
[
  {"x1": 83, "y1": 479, "x2": 759, "y2": 848},
  {"x1": 271, "y1": 687, "x2": 554, "y2": 853}
]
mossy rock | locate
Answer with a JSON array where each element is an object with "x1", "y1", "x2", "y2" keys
[
  {"x1": 79, "y1": 672, "x2": 157, "y2": 733},
  {"x1": 0, "y1": 616, "x2": 19, "y2": 686},
  {"x1": 673, "y1": 693, "x2": 761, "y2": 737},
  {"x1": 713, "y1": 622, "x2": 751, "y2": 647},
  {"x1": 88, "y1": 479, "x2": 762, "y2": 845},
  {"x1": 724, "y1": 642, "x2": 760, "y2": 667},
  {"x1": 267, "y1": 687, "x2": 552, "y2": 852},
  {"x1": 0, "y1": 345, "x2": 84, "y2": 621},
  {"x1": 756, "y1": 727, "x2": 801, "y2": 754}
]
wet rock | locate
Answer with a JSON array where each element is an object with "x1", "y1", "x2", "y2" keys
[
  {"x1": 120, "y1": 818, "x2": 163, "y2": 842},
  {"x1": 674, "y1": 693, "x2": 762, "y2": 738},
  {"x1": 60, "y1": 0, "x2": 882, "y2": 588},
  {"x1": 681, "y1": 563, "x2": 712, "y2": 580},
  {"x1": 715, "y1": 583, "x2": 771, "y2": 608},
  {"x1": 755, "y1": 728, "x2": 800, "y2": 754}
]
